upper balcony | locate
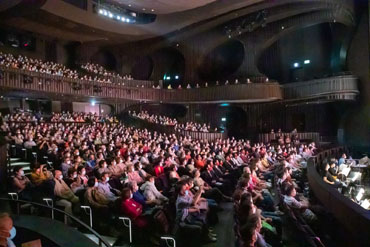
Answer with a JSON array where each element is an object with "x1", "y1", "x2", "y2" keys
[
  {"x1": 0, "y1": 67, "x2": 359, "y2": 104},
  {"x1": 0, "y1": 67, "x2": 282, "y2": 103},
  {"x1": 283, "y1": 74, "x2": 359, "y2": 102}
]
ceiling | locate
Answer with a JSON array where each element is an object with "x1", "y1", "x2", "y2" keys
[{"x1": 110, "y1": 0, "x2": 217, "y2": 14}]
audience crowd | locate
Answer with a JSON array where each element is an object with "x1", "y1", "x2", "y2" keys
[
  {"x1": 2, "y1": 110, "x2": 321, "y2": 246},
  {"x1": 80, "y1": 62, "x2": 133, "y2": 81},
  {"x1": 130, "y1": 111, "x2": 216, "y2": 133},
  {"x1": 1, "y1": 51, "x2": 272, "y2": 91}
]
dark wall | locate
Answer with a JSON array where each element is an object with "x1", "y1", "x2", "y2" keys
[
  {"x1": 258, "y1": 23, "x2": 348, "y2": 83},
  {"x1": 344, "y1": 2, "x2": 370, "y2": 148}
]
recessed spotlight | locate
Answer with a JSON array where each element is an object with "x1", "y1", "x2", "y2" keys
[
  {"x1": 128, "y1": 4, "x2": 131, "y2": 7},
  {"x1": 103, "y1": 10, "x2": 108, "y2": 16},
  {"x1": 121, "y1": 17, "x2": 126, "y2": 22},
  {"x1": 116, "y1": 16, "x2": 121, "y2": 20},
  {"x1": 151, "y1": 9, "x2": 154, "y2": 12},
  {"x1": 126, "y1": 18, "x2": 130, "y2": 23},
  {"x1": 142, "y1": 8, "x2": 146, "y2": 11},
  {"x1": 108, "y1": 12, "x2": 113, "y2": 18},
  {"x1": 99, "y1": 9, "x2": 103, "y2": 14},
  {"x1": 281, "y1": 26, "x2": 285, "y2": 29}
]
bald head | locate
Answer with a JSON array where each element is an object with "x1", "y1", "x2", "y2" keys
[{"x1": 0, "y1": 213, "x2": 13, "y2": 239}]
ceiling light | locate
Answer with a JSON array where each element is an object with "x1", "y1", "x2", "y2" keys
[
  {"x1": 126, "y1": 18, "x2": 130, "y2": 23},
  {"x1": 108, "y1": 12, "x2": 113, "y2": 18},
  {"x1": 121, "y1": 17, "x2": 126, "y2": 22},
  {"x1": 142, "y1": 8, "x2": 146, "y2": 11},
  {"x1": 116, "y1": 16, "x2": 121, "y2": 20},
  {"x1": 103, "y1": 10, "x2": 108, "y2": 16},
  {"x1": 151, "y1": 9, "x2": 155, "y2": 12},
  {"x1": 99, "y1": 9, "x2": 103, "y2": 14},
  {"x1": 128, "y1": 4, "x2": 131, "y2": 7}
]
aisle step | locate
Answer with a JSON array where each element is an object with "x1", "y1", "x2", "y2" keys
[{"x1": 84, "y1": 233, "x2": 119, "y2": 246}]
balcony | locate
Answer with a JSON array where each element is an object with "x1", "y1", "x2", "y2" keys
[
  {"x1": 0, "y1": 67, "x2": 359, "y2": 104},
  {"x1": 283, "y1": 75, "x2": 359, "y2": 102},
  {"x1": 0, "y1": 67, "x2": 282, "y2": 103}
]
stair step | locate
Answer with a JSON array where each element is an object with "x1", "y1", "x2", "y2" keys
[
  {"x1": 10, "y1": 162, "x2": 30, "y2": 167},
  {"x1": 84, "y1": 233, "x2": 118, "y2": 246}
]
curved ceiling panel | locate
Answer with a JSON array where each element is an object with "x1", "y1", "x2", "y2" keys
[{"x1": 111, "y1": 0, "x2": 217, "y2": 14}]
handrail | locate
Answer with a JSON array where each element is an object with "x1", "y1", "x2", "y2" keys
[
  {"x1": 307, "y1": 147, "x2": 370, "y2": 246},
  {"x1": 0, "y1": 66, "x2": 282, "y2": 103},
  {"x1": 284, "y1": 75, "x2": 359, "y2": 101},
  {"x1": 0, "y1": 197, "x2": 111, "y2": 247}
]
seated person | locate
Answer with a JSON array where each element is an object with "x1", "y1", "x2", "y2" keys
[
  {"x1": 283, "y1": 184, "x2": 316, "y2": 222},
  {"x1": 127, "y1": 181, "x2": 161, "y2": 208},
  {"x1": 322, "y1": 163, "x2": 342, "y2": 188},
  {"x1": 193, "y1": 169, "x2": 231, "y2": 203},
  {"x1": 53, "y1": 170, "x2": 80, "y2": 216},
  {"x1": 108, "y1": 158, "x2": 122, "y2": 178},
  {"x1": 175, "y1": 180, "x2": 216, "y2": 243},
  {"x1": 12, "y1": 166, "x2": 33, "y2": 201},
  {"x1": 84, "y1": 177, "x2": 110, "y2": 210},
  {"x1": 30, "y1": 163, "x2": 55, "y2": 198},
  {"x1": 127, "y1": 165, "x2": 144, "y2": 184},
  {"x1": 97, "y1": 172, "x2": 120, "y2": 202},
  {"x1": 140, "y1": 176, "x2": 168, "y2": 204},
  {"x1": 135, "y1": 163, "x2": 147, "y2": 180},
  {"x1": 120, "y1": 188, "x2": 148, "y2": 228}
]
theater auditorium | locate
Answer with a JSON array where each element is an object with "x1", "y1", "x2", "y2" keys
[{"x1": 0, "y1": 0, "x2": 369, "y2": 247}]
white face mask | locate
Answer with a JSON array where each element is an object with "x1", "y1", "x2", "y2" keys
[
  {"x1": 59, "y1": 175, "x2": 63, "y2": 180},
  {"x1": 94, "y1": 181, "x2": 99, "y2": 187},
  {"x1": 185, "y1": 190, "x2": 189, "y2": 196},
  {"x1": 73, "y1": 174, "x2": 77, "y2": 179},
  {"x1": 130, "y1": 193, "x2": 133, "y2": 199},
  {"x1": 82, "y1": 171, "x2": 86, "y2": 175},
  {"x1": 105, "y1": 177, "x2": 110, "y2": 182},
  {"x1": 139, "y1": 165, "x2": 143, "y2": 169},
  {"x1": 8, "y1": 227, "x2": 16, "y2": 240},
  {"x1": 20, "y1": 170, "x2": 25, "y2": 176}
]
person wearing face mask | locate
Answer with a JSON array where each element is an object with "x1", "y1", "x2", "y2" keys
[
  {"x1": 120, "y1": 188, "x2": 148, "y2": 228},
  {"x1": 127, "y1": 165, "x2": 144, "y2": 184},
  {"x1": 84, "y1": 177, "x2": 111, "y2": 219},
  {"x1": 96, "y1": 160, "x2": 110, "y2": 177},
  {"x1": 12, "y1": 166, "x2": 33, "y2": 201},
  {"x1": 140, "y1": 176, "x2": 168, "y2": 204},
  {"x1": 53, "y1": 170, "x2": 79, "y2": 217},
  {"x1": 0, "y1": 213, "x2": 16, "y2": 247},
  {"x1": 175, "y1": 180, "x2": 216, "y2": 243},
  {"x1": 61, "y1": 157, "x2": 73, "y2": 177},
  {"x1": 97, "y1": 172, "x2": 120, "y2": 202}
]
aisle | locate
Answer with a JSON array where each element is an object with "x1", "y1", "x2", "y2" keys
[{"x1": 204, "y1": 202, "x2": 235, "y2": 247}]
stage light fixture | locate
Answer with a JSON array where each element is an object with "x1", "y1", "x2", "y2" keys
[
  {"x1": 304, "y1": 60, "x2": 311, "y2": 64},
  {"x1": 166, "y1": 76, "x2": 171, "y2": 80},
  {"x1": 175, "y1": 75, "x2": 179, "y2": 79},
  {"x1": 293, "y1": 62, "x2": 299, "y2": 68},
  {"x1": 221, "y1": 118, "x2": 226, "y2": 122}
]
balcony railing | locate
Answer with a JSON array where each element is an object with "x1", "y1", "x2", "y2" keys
[
  {"x1": 0, "y1": 67, "x2": 282, "y2": 103},
  {"x1": 283, "y1": 75, "x2": 359, "y2": 101},
  {"x1": 0, "y1": 67, "x2": 359, "y2": 103}
]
